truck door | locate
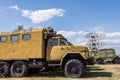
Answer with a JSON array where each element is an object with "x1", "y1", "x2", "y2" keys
[{"x1": 46, "y1": 38, "x2": 66, "y2": 61}]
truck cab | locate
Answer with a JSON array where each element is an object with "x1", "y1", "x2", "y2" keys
[{"x1": 46, "y1": 34, "x2": 89, "y2": 64}]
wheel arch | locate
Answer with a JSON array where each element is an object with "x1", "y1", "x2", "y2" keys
[{"x1": 61, "y1": 53, "x2": 86, "y2": 68}]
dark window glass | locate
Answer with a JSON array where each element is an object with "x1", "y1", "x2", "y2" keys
[
  {"x1": 50, "y1": 39, "x2": 58, "y2": 46},
  {"x1": 22, "y1": 34, "x2": 30, "y2": 40},
  {"x1": 0, "y1": 36, "x2": 7, "y2": 42},
  {"x1": 60, "y1": 39, "x2": 68, "y2": 46},
  {"x1": 11, "y1": 35, "x2": 18, "y2": 41}
]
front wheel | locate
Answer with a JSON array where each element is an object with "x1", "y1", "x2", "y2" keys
[{"x1": 64, "y1": 59, "x2": 84, "y2": 78}]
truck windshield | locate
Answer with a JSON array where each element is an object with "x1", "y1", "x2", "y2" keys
[{"x1": 60, "y1": 39, "x2": 68, "y2": 46}]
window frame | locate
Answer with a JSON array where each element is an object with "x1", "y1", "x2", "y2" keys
[
  {"x1": 0, "y1": 36, "x2": 7, "y2": 42},
  {"x1": 22, "y1": 34, "x2": 31, "y2": 41},
  {"x1": 11, "y1": 35, "x2": 19, "y2": 42}
]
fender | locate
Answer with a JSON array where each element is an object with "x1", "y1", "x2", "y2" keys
[{"x1": 60, "y1": 52, "x2": 86, "y2": 67}]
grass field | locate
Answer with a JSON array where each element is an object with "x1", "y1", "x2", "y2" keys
[{"x1": 0, "y1": 64, "x2": 120, "y2": 80}]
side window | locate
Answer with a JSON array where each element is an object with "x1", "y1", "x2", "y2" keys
[
  {"x1": 22, "y1": 34, "x2": 31, "y2": 40},
  {"x1": 0, "y1": 36, "x2": 7, "y2": 42},
  {"x1": 50, "y1": 39, "x2": 58, "y2": 46},
  {"x1": 11, "y1": 35, "x2": 18, "y2": 41},
  {"x1": 60, "y1": 39, "x2": 68, "y2": 46}
]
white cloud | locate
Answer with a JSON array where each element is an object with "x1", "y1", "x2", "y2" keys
[
  {"x1": 75, "y1": 38, "x2": 87, "y2": 45},
  {"x1": 58, "y1": 31, "x2": 77, "y2": 38},
  {"x1": 57, "y1": 30, "x2": 88, "y2": 38},
  {"x1": 57, "y1": 30, "x2": 88, "y2": 47},
  {"x1": 22, "y1": 8, "x2": 65, "y2": 23},
  {"x1": 101, "y1": 39, "x2": 120, "y2": 45},
  {"x1": 9, "y1": 5, "x2": 19, "y2": 10},
  {"x1": 98, "y1": 32, "x2": 120, "y2": 48},
  {"x1": 8, "y1": 5, "x2": 65, "y2": 23},
  {"x1": 106, "y1": 32, "x2": 120, "y2": 39},
  {"x1": 78, "y1": 31, "x2": 88, "y2": 35}
]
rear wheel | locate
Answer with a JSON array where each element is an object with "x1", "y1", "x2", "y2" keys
[
  {"x1": 10, "y1": 61, "x2": 28, "y2": 77},
  {"x1": 64, "y1": 59, "x2": 84, "y2": 78},
  {"x1": 0, "y1": 61, "x2": 10, "y2": 77}
]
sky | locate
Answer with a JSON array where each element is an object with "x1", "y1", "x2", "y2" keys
[{"x1": 0, "y1": 0, "x2": 120, "y2": 55}]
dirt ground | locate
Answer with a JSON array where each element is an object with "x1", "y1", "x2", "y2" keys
[{"x1": 0, "y1": 64, "x2": 120, "y2": 80}]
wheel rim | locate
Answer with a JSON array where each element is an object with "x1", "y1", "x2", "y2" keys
[
  {"x1": 70, "y1": 65, "x2": 79, "y2": 74},
  {"x1": 67, "y1": 62, "x2": 81, "y2": 77}
]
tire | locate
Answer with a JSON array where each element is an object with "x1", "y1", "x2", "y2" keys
[
  {"x1": 0, "y1": 61, "x2": 10, "y2": 77},
  {"x1": 97, "y1": 59, "x2": 104, "y2": 64},
  {"x1": 10, "y1": 61, "x2": 28, "y2": 77},
  {"x1": 64, "y1": 59, "x2": 84, "y2": 78},
  {"x1": 113, "y1": 58, "x2": 120, "y2": 64}
]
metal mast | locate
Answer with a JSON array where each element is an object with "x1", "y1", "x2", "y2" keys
[{"x1": 86, "y1": 32, "x2": 102, "y2": 52}]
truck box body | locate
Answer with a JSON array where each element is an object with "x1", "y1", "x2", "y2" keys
[{"x1": 0, "y1": 28, "x2": 45, "y2": 60}]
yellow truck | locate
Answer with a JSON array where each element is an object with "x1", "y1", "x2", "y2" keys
[{"x1": 0, "y1": 27, "x2": 90, "y2": 78}]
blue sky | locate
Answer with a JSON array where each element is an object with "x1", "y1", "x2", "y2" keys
[
  {"x1": 0, "y1": 0, "x2": 120, "y2": 32},
  {"x1": 0, "y1": 0, "x2": 120, "y2": 55}
]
